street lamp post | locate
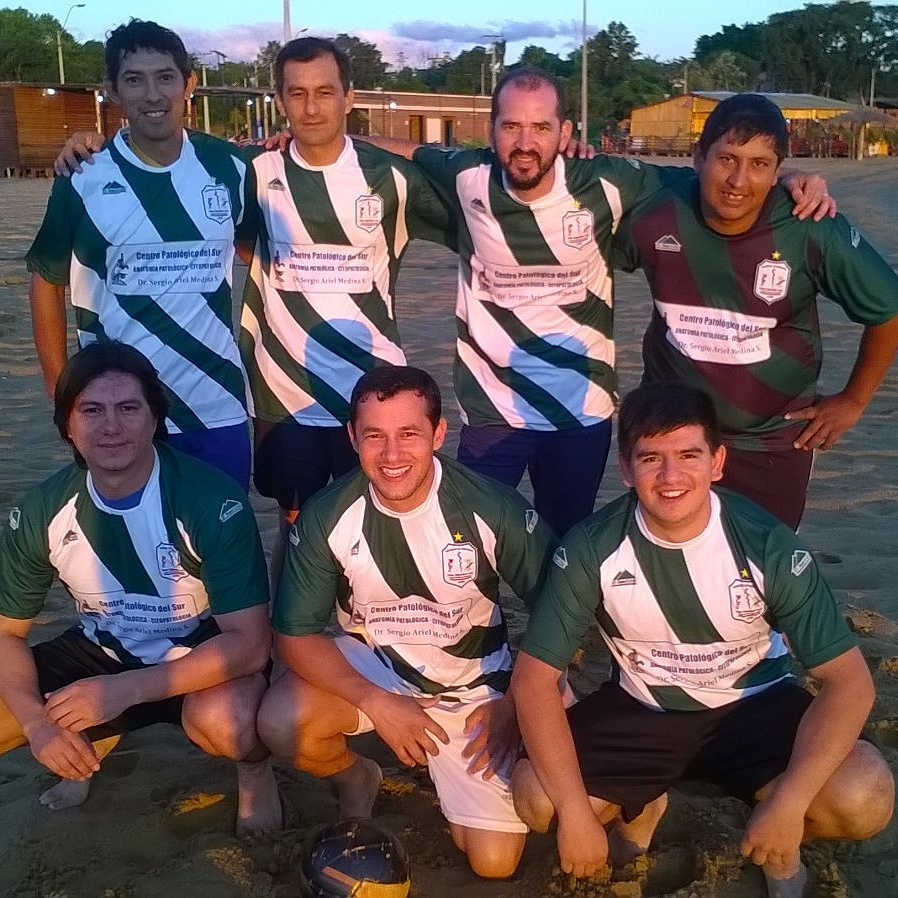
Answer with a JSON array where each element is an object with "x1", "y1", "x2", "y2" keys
[
  {"x1": 580, "y1": 0, "x2": 588, "y2": 143},
  {"x1": 388, "y1": 99, "x2": 397, "y2": 138},
  {"x1": 57, "y1": 2, "x2": 85, "y2": 85}
]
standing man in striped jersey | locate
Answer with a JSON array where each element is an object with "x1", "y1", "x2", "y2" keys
[
  {"x1": 259, "y1": 366, "x2": 556, "y2": 879},
  {"x1": 511, "y1": 383, "x2": 893, "y2": 897},
  {"x1": 240, "y1": 38, "x2": 453, "y2": 568},
  {"x1": 0, "y1": 342, "x2": 279, "y2": 833},
  {"x1": 362, "y1": 68, "x2": 831, "y2": 536},
  {"x1": 27, "y1": 20, "x2": 255, "y2": 490},
  {"x1": 613, "y1": 93, "x2": 898, "y2": 529}
]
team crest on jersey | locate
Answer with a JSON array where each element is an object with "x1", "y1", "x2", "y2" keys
[
  {"x1": 753, "y1": 258, "x2": 791, "y2": 304},
  {"x1": 8, "y1": 507, "x2": 20, "y2": 531},
  {"x1": 525, "y1": 509, "x2": 538, "y2": 533},
  {"x1": 729, "y1": 576, "x2": 764, "y2": 623},
  {"x1": 202, "y1": 182, "x2": 232, "y2": 223},
  {"x1": 157, "y1": 543, "x2": 189, "y2": 581},
  {"x1": 791, "y1": 550, "x2": 811, "y2": 577},
  {"x1": 654, "y1": 235, "x2": 681, "y2": 253},
  {"x1": 442, "y1": 542, "x2": 477, "y2": 588},
  {"x1": 562, "y1": 209, "x2": 593, "y2": 249},
  {"x1": 356, "y1": 193, "x2": 384, "y2": 232}
]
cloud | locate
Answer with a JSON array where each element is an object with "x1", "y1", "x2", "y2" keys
[
  {"x1": 178, "y1": 23, "x2": 283, "y2": 62},
  {"x1": 392, "y1": 19, "x2": 584, "y2": 44}
]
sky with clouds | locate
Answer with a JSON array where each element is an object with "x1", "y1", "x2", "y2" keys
[{"x1": 28, "y1": 1, "x2": 814, "y2": 67}]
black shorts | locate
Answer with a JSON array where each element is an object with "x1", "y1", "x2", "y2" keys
[
  {"x1": 253, "y1": 418, "x2": 358, "y2": 511},
  {"x1": 567, "y1": 680, "x2": 813, "y2": 822},
  {"x1": 31, "y1": 623, "x2": 218, "y2": 742}
]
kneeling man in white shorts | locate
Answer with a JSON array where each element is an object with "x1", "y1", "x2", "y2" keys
[{"x1": 259, "y1": 365, "x2": 556, "y2": 878}]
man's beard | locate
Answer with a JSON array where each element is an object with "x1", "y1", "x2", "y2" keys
[{"x1": 503, "y1": 149, "x2": 557, "y2": 191}]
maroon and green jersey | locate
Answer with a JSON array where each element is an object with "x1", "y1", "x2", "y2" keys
[{"x1": 613, "y1": 178, "x2": 898, "y2": 451}]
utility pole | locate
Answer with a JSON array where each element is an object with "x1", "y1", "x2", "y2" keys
[
  {"x1": 57, "y1": 3, "x2": 85, "y2": 85},
  {"x1": 580, "y1": 0, "x2": 588, "y2": 142}
]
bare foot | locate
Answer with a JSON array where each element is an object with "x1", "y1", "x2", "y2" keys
[
  {"x1": 331, "y1": 756, "x2": 383, "y2": 818},
  {"x1": 763, "y1": 861, "x2": 808, "y2": 898},
  {"x1": 235, "y1": 758, "x2": 283, "y2": 836},
  {"x1": 39, "y1": 778, "x2": 91, "y2": 810},
  {"x1": 607, "y1": 792, "x2": 668, "y2": 867}
]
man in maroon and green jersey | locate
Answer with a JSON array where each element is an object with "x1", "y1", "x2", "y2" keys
[{"x1": 613, "y1": 94, "x2": 898, "y2": 529}]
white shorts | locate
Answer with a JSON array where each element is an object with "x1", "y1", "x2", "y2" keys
[{"x1": 335, "y1": 635, "x2": 527, "y2": 834}]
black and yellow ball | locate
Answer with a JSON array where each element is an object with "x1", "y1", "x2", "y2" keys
[{"x1": 300, "y1": 817, "x2": 411, "y2": 898}]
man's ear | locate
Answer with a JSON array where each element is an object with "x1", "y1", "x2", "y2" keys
[
  {"x1": 347, "y1": 422, "x2": 358, "y2": 452},
  {"x1": 432, "y1": 417, "x2": 448, "y2": 452},
  {"x1": 711, "y1": 444, "x2": 726, "y2": 483},
  {"x1": 619, "y1": 455, "x2": 634, "y2": 488},
  {"x1": 558, "y1": 118, "x2": 574, "y2": 149},
  {"x1": 184, "y1": 71, "x2": 198, "y2": 101}
]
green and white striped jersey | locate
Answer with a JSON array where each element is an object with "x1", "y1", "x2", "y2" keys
[
  {"x1": 0, "y1": 444, "x2": 268, "y2": 665},
  {"x1": 26, "y1": 130, "x2": 254, "y2": 435},
  {"x1": 412, "y1": 147, "x2": 680, "y2": 430},
  {"x1": 273, "y1": 455, "x2": 554, "y2": 700},
  {"x1": 240, "y1": 137, "x2": 453, "y2": 426},
  {"x1": 522, "y1": 489, "x2": 855, "y2": 711}
]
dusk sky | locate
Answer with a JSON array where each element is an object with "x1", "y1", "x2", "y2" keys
[{"x1": 24, "y1": 1, "x2": 831, "y2": 66}]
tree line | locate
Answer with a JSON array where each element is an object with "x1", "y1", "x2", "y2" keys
[{"x1": 3, "y1": 2, "x2": 896, "y2": 138}]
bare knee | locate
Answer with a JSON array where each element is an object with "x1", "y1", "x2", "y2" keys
[
  {"x1": 184, "y1": 674, "x2": 266, "y2": 760},
  {"x1": 452, "y1": 826, "x2": 525, "y2": 879},
  {"x1": 511, "y1": 759, "x2": 555, "y2": 832},
  {"x1": 256, "y1": 672, "x2": 307, "y2": 759}
]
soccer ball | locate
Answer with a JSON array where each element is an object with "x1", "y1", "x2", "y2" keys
[{"x1": 300, "y1": 817, "x2": 411, "y2": 897}]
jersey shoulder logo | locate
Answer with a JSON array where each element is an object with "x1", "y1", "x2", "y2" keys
[
  {"x1": 791, "y1": 550, "x2": 811, "y2": 577},
  {"x1": 753, "y1": 258, "x2": 791, "y2": 304},
  {"x1": 157, "y1": 542, "x2": 189, "y2": 581},
  {"x1": 219, "y1": 499, "x2": 243, "y2": 523},
  {"x1": 525, "y1": 509, "x2": 538, "y2": 534},
  {"x1": 442, "y1": 542, "x2": 477, "y2": 588},
  {"x1": 612, "y1": 569, "x2": 636, "y2": 587},
  {"x1": 470, "y1": 197, "x2": 487, "y2": 213},
  {"x1": 288, "y1": 524, "x2": 300, "y2": 546},
  {"x1": 62, "y1": 529, "x2": 79, "y2": 546},
  {"x1": 553, "y1": 547, "x2": 568, "y2": 569},
  {"x1": 202, "y1": 182, "x2": 232, "y2": 223},
  {"x1": 102, "y1": 180, "x2": 127, "y2": 195},
  {"x1": 8, "y1": 507, "x2": 20, "y2": 530},
  {"x1": 729, "y1": 575, "x2": 764, "y2": 623},
  {"x1": 654, "y1": 234, "x2": 681, "y2": 253},
  {"x1": 562, "y1": 208, "x2": 594, "y2": 249},
  {"x1": 267, "y1": 177, "x2": 286, "y2": 191},
  {"x1": 850, "y1": 226, "x2": 861, "y2": 248},
  {"x1": 356, "y1": 193, "x2": 384, "y2": 232}
]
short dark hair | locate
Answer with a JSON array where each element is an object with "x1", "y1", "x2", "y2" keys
[
  {"x1": 697, "y1": 93, "x2": 788, "y2": 164},
  {"x1": 54, "y1": 341, "x2": 169, "y2": 467},
  {"x1": 349, "y1": 366, "x2": 442, "y2": 429},
  {"x1": 491, "y1": 65, "x2": 566, "y2": 122},
  {"x1": 105, "y1": 19, "x2": 192, "y2": 86},
  {"x1": 617, "y1": 383, "x2": 721, "y2": 462},
  {"x1": 275, "y1": 37, "x2": 352, "y2": 95}
]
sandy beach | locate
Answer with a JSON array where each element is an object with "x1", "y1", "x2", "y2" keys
[{"x1": 1, "y1": 156, "x2": 897, "y2": 897}]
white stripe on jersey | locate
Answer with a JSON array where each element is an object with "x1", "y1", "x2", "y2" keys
[{"x1": 600, "y1": 177, "x2": 624, "y2": 234}]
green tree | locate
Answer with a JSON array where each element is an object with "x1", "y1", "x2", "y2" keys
[
  {"x1": 332, "y1": 33, "x2": 386, "y2": 88},
  {"x1": 0, "y1": 7, "x2": 59, "y2": 81}
]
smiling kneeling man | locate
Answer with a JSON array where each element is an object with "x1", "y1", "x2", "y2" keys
[
  {"x1": 0, "y1": 342, "x2": 279, "y2": 834},
  {"x1": 511, "y1": 382, "x2": 894, "y2": 898}
]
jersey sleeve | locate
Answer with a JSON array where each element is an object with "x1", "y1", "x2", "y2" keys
[
  {"x1": 493, "y1": 491, "x2": 556, "y2": 609},
  {"x1": 195, "y1": 491, "x2": 269, "y2": 615},
  {"x1": 412, "y1": 145, "x2": 482, "y2": 207},
  {"x1": 761, "y1": 528, "x2": 856, "y2": 670},
  {"x1": 518, "y1": 521, "x2": 602, "y2": 670},
  {"x1": 588, "y1": 155, "x2": 691, "y2": 217},
  {"x1": 234, "y1": 152, "x2": 259, "y2": 246},
  {"x1": 810, "y1": 215, "x2": 898, "y2": 325},
  {"x1": 399, "y1": 155, "x2": 456, "y2": 250},
  {"x1": 25, "y1": 176, "x2": 77, "y2": 285},
  {"x1": 272, "y1": 502, "x2": 342, "y2": 636},
  {"x1": 0, "y1": 494, "x2": 55, "y2": 621},
  {"x1": 611, "y1": 207, "x2": 641, "y2": 273}
]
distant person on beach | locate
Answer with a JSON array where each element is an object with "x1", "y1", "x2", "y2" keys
[
  {"x1": 27, "y1": 19, "x2": 256, "y2": 490},
  {"x1": 613, "y1": 94, "x2": 898, "y2": 529},
  {"x1": 511, "y1": 383, "x2": 894, "y2": 898},
  {"x1": 0, "y1": 342, "x2": 280, "y2": 834},
  {"x1": 355, "y1": 69, "x2": 833, "y2": 537},
  {"x1": 259, "y1": 365, "x2": 556, "y2": 879}
]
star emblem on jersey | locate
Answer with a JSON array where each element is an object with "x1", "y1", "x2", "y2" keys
[
  {"x1": 8, "y1": 507, "x2": 20, "y2": 531},
  {"x1": 553, "y1": 547, "x2": 568, "y2": 569},
  {"x1": 219, "y1": 499, "x2": 243, "y2": 523},
  {"x1": 453, "y1": 531, "x2": 463, "y2": 542},
  {"x1": 442, "y1": 542, "x2": 477, "y2": 587},
  {"x1": 791, "y1": 550, "x2": 812, "y2": 577},
  {"x1": 156, "y1": 543, "x2": 189, "y2": 581},
  {"x1": 525, "y1": 509, "x2": 538, "y2": 534},
  {"x1": 355, "y1": 193, "x2": 383, "y2": 232},
  {"x1": 753, "y1": 258, "x2": 791, "y2": 304},
  {"x1": 102, "y1": 180, "x2": 127, "y2": 195},
  {"x1": 654, "y1": 235, "x2": 681, "y2": 253},
  {"x1": 562, "y1": 209, "x2": 593, "y2": 249},
  {"x1": 729, "y1": 576, "x2": 764, "y2": 623},
  {"x1": 202, "y1": 183, "x2": 232, "y2": 223},
  {"x1": 612, "y1": 569, "x2": 636, "y2": 587},
  {"x1": 771, "y1": 250, "x2": 782, "y2": 260}
]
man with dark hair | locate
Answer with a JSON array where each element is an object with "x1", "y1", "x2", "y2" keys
[
  {"x1": 258, "y1": 365, "x2": 555, "y2": 879},
  {"x1": 511, "y1": 382, "x2": 894, "y2": 898},
  {"x1": 614, "y1": 93, "x2": 898, "y2": 528},
  {"x1": 29, "y1": 19, "x2": 256, "y2": 490},
  {"x1": 359, "y1": 70, "x2": 833, "y2": 537},
  {"x1": 0, "y1": 342, "x2": 280, "y2": 833},
  {"x1": 239, "y1": 37, "x2": 453, "y2": 575}
]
